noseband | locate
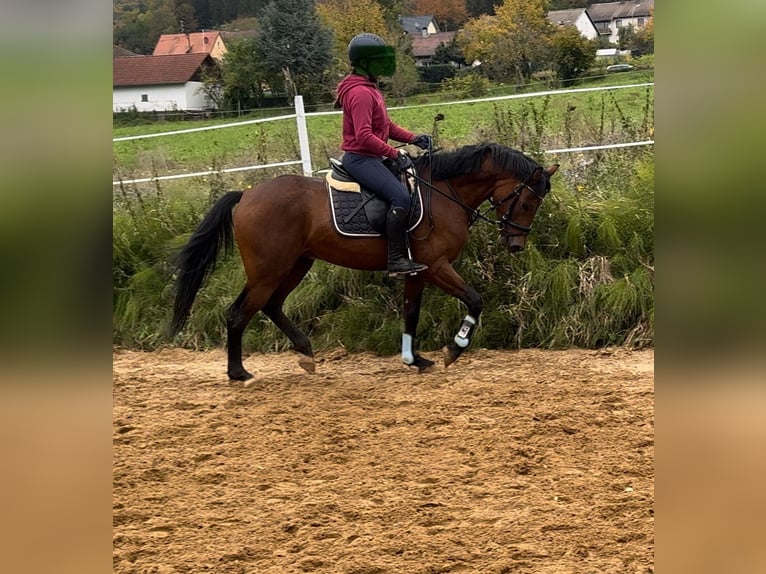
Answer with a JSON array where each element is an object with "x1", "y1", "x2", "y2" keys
[{"x1": 489, "y1": 180, "x2": 546, "y2": 236}]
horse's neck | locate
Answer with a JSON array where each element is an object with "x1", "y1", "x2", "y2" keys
[{"x1": 446, "y1": 174, "x2": 496, "y2": 209}]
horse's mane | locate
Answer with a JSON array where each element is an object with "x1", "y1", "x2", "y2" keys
[{"x1": 416, "y1": 143, "x2": 539, "y2": 181}]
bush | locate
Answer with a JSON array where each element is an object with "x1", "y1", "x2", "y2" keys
[
  {"x1": 112, "y1": 148, "x2": 653, "y2": 352},
  {"x1": 440, "y1": 72, "x2": 492, "y2": 98},
  {"x1": 418, "y1": 64, "x2": 457, "y2": 85}
]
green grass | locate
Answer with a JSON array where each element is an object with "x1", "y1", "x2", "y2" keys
[{"x1": 114, "y1": 72, "x2": 654, "y2": 181}]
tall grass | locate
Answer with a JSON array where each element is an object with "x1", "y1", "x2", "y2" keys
[{"x1": 113, "y1": 79, "x2": 654, "y2": 353}]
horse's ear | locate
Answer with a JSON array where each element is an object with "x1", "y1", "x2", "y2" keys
[
  {"x1": 529, "y1": 166, "x2": 543, "y2": 184},
  {"x1": 545, "y1": 164, "x2": 560, "y2": 177}
]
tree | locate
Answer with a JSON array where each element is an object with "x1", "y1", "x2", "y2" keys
[
  {"x1": 114, "y1": 0, "x2": 202, "y2": 53},
  {"x1": 550, "y1": 25, "x2": 596, "y2": 83},
  {"x1": 387, "y1": 48, "x2": 420, "y2": 101},
  {"x1": 419, "y1": 38, "x2": 465, "y2": 84},
  {"x1": 218, "y1": 37, "x2": 269, "y2": 109},
  {"x1": 631, "y1": 8, "x2": 654, "y2": 56},
  {"x1": 175, "y1": 2, "x2": 199, "y2": 32},
  {"x1": 410, "y1": 0, "x2": 469, "y2": 31},
  {"x1": 375, "y1": 0, "x2": 408, "y2": 28},
  {"x1": 186, "y1": 0, "x2": 267, "y2": 28},
  {"x1": 146, "y1": 3, "x2": 179, "y2": 40},
  {"x1": 547, "y1": 0, "x2": 587, "y2": 9},
  {"x1": 197, "y1": 61, "x2": 225, "y2": 110},
  {"x1": 256, "y1": 0, "x2": 334, "y2": 102},
  {"x1": 432, "y1": 37, "x2": 466, "y2": 66},
  {"x1": 617, "y1": 24, "x2": 636, "y2": 51},
  {"x1": 464, "y1": 0, "x2": 500, "y2": 17},
  {"x1": 316, "y1": 0, "x2": 388, "y2": 70},
  {"x1": 459, "y1": 0, "x2": 555, "y2": 83}
]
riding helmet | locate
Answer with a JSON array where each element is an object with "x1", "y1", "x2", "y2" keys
[{"x1": 347, "y1": 32, "x2": 396, "y2": 77}]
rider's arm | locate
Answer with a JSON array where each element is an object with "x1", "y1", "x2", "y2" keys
[
  {"x1": 346, "y1": 89, "x2": 400, "y2": 159},
  {"x1": 389, "y1": 122, "x2": 416, "y2": 146}
]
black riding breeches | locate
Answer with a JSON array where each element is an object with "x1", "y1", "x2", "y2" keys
[{"x1": 341, "y1": 152, "x2": 410, "y2": 210}]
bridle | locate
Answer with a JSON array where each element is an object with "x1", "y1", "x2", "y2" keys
[
  {"x1": 407, "y1": 169, "x2": 547, "y2": 238},
  {"x1": 488, "y1": 180, "x2": 546, "y2": 236}
]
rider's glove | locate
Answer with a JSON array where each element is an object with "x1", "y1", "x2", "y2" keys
[
  {"x1": 396, "y1": 151, "x2": 414, "y2": 171},
  {"x1": 411, "y1": 134, "x2": 433, "y2": 150}
]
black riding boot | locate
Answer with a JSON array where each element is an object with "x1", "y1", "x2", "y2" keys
[{"x1": 386, "y1": 207, "x2": 428, "y2": 277}]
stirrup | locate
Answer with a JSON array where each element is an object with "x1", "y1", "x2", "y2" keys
[{"x1": 388, "y1": 261, "x2": 428, "y2": 277}]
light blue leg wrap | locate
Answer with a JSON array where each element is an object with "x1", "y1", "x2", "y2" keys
[{"x1": 401, "y1": 333, "x2": 414, "y2": 365}]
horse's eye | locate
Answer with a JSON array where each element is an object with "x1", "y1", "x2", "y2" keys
[{"x1": 522, "y1": 202, "x2": 531, "y2": 211}]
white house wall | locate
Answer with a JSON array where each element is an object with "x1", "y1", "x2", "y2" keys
[
  {"x1": 113, "y1": 82, "x2": 211, "y2": 112},
  {"x1": 575, "y1": 13, "x2": 599, "y2": 40},
  {"x1": 605, "y1": 16, "x2": 648, "y2": 44}
]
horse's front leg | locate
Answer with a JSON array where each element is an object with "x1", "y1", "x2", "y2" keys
[
  {"x1": 427, "y1": 261, "x2": 483, "y2": 368},
  {"x1": 402, "y1": 275, "x2": 435, "y2": 372}
]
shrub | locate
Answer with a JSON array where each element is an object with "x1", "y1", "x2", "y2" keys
[{"x1": 440, "y1": 72, "x2": 492, "y2": 98}]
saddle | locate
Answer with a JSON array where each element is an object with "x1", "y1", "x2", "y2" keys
[{"x1": 326, "y1": 157, "x2": 423, "y2": 237}]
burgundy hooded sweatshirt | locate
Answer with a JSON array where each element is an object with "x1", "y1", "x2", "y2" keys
[{"x1": 335, "y1": 74, "x2": 415, "y2": 160}]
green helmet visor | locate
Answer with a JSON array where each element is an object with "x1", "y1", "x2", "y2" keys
[{"x1": 355, "y1": 46, "x2": 396, "y2": 77}]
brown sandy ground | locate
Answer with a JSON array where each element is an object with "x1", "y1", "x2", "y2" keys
[{"x1": 113, "y1": 347, "x2": 654, "y2": 574}]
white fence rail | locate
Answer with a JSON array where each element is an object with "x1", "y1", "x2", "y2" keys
[{"x1": 113, "y1": 84, "x2": 654, "y2": 186}]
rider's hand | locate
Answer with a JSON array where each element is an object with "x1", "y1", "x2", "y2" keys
[
  {"x1": 396, "y1": 151, "x2": 413, "y2": 171},
  {"x1": 411, "y1": 134, "x2": 433, "y2": 150}
]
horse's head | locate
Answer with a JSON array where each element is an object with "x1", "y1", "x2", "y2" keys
[{"x1": 492, "y1": 164, "x2": 559, "y2": 253}]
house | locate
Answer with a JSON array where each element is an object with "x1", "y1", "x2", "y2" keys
[
  {"x1": 113, "y1": 53, "x2": 218, "y2": 112},
  {"x1": 152, "y1": 31, "x2": 227, "y2": 61},
  {"x1": 547, "y1": 8, "x2": 599, "y2": 41},
  {"x1": 400, "y1": 14, "x2": 455, "y2": 66},
  {"x1": 411, "y1": 31, "x2": 458, "y2": 67},
  {"x1": 587, "y1": 0, "x2": 654, "y2": 45},
  {"x1": 400, "y1": 15, "x2": 441, "y2": 37}
]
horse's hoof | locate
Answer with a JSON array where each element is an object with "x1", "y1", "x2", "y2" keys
[
  {"x1": 298, "y1": 356, "x2": 316, "y2": 374},
  {"x1": 442, "y1": 346, "x2": 455, "y2": 368},
  {"x1": 412, "y1": 354, "x2": 435, "y2": 373},
  {"x1": 228, "y1": 370, "x2": 253, "y2": 382},
  {"x1": 442, "y1": 344, "x2": 464, "y2": 368}
]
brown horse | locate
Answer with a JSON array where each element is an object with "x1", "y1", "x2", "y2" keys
[{"x1": 170, "y1": 143, "x2": 558, "y2": 381}]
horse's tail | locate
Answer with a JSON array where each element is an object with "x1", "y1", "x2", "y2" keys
[{"x1": 169, "y1": 191, "x2": 243, "y2": 337}]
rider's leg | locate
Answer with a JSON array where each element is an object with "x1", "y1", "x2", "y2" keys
[{"x1": 341, "y1": 153, "x2": 427, "y2": 276}]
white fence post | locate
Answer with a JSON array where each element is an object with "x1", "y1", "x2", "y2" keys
[{"x1": 294, "y1": 95, "x2": 313, "y2": 177}]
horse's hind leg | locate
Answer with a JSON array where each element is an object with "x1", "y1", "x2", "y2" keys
[
  {"x1": 225, "y1": 287, "x2": 263, "y2": 381},
  {"x1": 262, "y1": 257, "x2": 316, "y2": 373},
  {"x1": 226, "y1": 257, "x2": 314, "y2": 381}
]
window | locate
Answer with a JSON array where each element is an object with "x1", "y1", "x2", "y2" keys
[
  {"x1": 637, "y1": 17, "x2": 645, "y2": 26},
  {"x1": 616, "y1": 19, "x2": 623, "y2": 28},
  {"x1": 141, "y1": 94, "x2": 148, "y2": 102}
]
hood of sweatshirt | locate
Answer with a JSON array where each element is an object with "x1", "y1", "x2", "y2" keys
[{"x1": 334, "y1": 74, "x2": 377, "y2": 109}]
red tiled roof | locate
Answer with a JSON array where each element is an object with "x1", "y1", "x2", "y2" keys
[
  {"x1": 113, "y1": 53, "x2": 213, "y2": 87},
  {"x1": 411, "y1": 32, "x2": 457, "y2": 58},
  {"x1": 153, "y1": 31, "x2": 222, "y2": 56}
]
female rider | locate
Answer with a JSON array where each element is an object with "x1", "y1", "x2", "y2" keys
[{"x1": 335, "y1": 32, "x2": 432, "y2": 277}]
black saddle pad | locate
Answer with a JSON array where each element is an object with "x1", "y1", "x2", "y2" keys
[{"x1": 327, "y1": 179, "x2": 424, "y2": 237}]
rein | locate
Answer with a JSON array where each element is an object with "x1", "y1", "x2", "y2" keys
[{"x1": 406, "y1": 168, "x2": 540, "y2": 235}]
